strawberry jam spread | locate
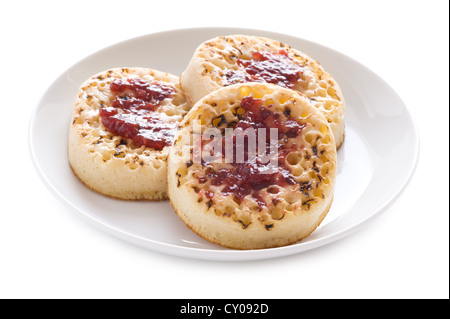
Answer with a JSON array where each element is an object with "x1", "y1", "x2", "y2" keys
[
  {"x1": 200, "y1": 97, "x2": 305, "y2": 208},
  {"x1": 224, "y1": 50, "x2": 303, "y2": 89},
  {"x1": 99, "y1": 78, "x2": 176, "y2": 150}
]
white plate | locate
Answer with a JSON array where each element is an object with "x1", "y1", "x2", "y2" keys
[{"x1": 29, "y1": 27, "x2": 419, "y2": 261}]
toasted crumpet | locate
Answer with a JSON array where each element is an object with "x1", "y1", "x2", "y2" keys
[
  {"x1": 181, "y1": 35, "x2": 345, "y2": 149},
  {"x1": 69, "y1": 67, "x2": 190, "y2": 200},
  {"x1": 168, "y1": 83, "x2": 337, "y2": 249}
]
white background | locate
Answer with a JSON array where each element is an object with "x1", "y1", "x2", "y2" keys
[{"x1": 1, "y1": 0, "x2": 448, "y2": 299}]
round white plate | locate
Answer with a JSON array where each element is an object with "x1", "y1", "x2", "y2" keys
[{"x1": 29, "y1": 27, "x2": 419, "y2": 261}]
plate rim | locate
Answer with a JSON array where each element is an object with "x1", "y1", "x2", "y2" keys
[{"x1": 28, "y1": 27, "x2": 420, "y2": 261}]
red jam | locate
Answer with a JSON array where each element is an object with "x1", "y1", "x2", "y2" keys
[
  {"x1": 99, "y1": 78, "x2": 176, "y2": 150},
  {"x1": 224, "y1": 50, "x2": 303, "y2": 89},
  {"x1": 200, "y1": 97, "x2": 305, "y2": 207}
]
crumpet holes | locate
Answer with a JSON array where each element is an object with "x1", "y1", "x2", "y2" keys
[{"x1": 286, "y1": 152, "x2": 302, "y2": 166}]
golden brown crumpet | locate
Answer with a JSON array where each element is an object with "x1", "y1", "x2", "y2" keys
[
  {"x1": 168, "y1": 83, "x2": 337, "y2": 249},
  {"x1": 181, "y1": 35, "x2": 345, "y2": 149},
  {"x1": 69, "y1": 67, "x2": 190, "y2": 200}
]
